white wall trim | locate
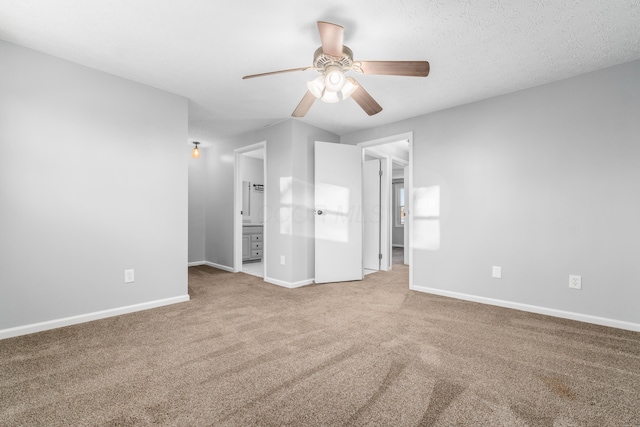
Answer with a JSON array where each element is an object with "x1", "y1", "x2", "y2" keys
[
  {"x1": 206, "y1": 261, "x2": 235, "y2": 272},
  {"x1": 264, "y1": 276, "x2": 314, "y2": 289},
  {"x1": 0, "y1": 295, "x2": 190, "y2": 340},
  {"x1": 410, "y1": 285, "x2": 640, "y2": 332},
  {"x1": 188, "y1": 261, "x2": 235, "y2": 272}
]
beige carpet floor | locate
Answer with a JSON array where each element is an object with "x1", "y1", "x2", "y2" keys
[{"x1": 1, "y1": 265, "x2": 639, "y2": 426}]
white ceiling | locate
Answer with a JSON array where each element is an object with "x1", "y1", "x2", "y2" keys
[{"x1": 2, "y1": 1, "x2": 639, "y2": 145}]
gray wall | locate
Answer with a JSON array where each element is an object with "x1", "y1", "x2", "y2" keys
[
  {"x1": 188, "y1": 151, "x2": 206, "y2": 263},
  {"x1": 0, "y1": 41, "x2": 189, "y2": 330},
  {"x1": 342, "y1": 60, "x2": 640, "y2": 327},
  {"x1": 201, "y1": 137, "x2": 236, "y2": 268},
  {"x1": 202, "y1": 120, "x2": 291, "y2": 270},
  {"x1": 263, "y1": 121, "x2": 295, "y2": 283},
  {"x1": 197, "y1": 119, "x2": 338, "y2": 285}
]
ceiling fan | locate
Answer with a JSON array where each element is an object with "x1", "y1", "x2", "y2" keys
[{"x1": 242, "y1": 21, "x2": 430, "y2": 118}]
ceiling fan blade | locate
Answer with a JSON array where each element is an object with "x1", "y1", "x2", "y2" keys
[
  {"x1": 350, "y1": 83, "x2": 383, "y2": 116},
  {"x1": 242, "y1": 67, "x2": 310, "y2": 79},
  {"x1": 358, "y1": 61, "x2": 430, "y2": 77},
  {"x1": 291, "y1": 91, "x2": 317, "y2": 117},
  {"x1": 317, "y1": 21, "x2": 344, "y2": 57}
]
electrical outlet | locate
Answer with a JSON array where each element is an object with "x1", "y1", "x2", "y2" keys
[
  {"x1": 492, "y1": 266, "x2": 502, "y2": 279},
  {"x1": 280, "y1": 256, "x2": 285, "y2": 266},
  {"x1": 124, "y1": 269, "x2": 135, "y2": 283},
  {"x1": 569, "y1": 275, "x2": 582, "y2": 290}
]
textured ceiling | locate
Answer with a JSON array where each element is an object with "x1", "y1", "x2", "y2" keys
[{"x1": 1, "y1": 0, "x2": 639, "y2": 145}]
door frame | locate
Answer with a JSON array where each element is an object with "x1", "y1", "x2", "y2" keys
[
  {"x1": 362, "y1": 157, "x2": 383, "y2": 271},
  {"x1": 362, "y1": 150, "x2": 391, "y2": 271},
  {"x1": 390, "y1": 159, "x2": 410, "y2": 265},
  {"x1": 362, "y1": 149, "x2": 408, "y2": 272},
  {"x1": 233, "y1": 141, "x2": 267, "y2": 275},
  {"x1": 357, "y1": 132, "x2": 413, "y2": 286}
]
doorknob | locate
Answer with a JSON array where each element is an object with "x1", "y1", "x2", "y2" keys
[{"x1": 315, "y1": 210, "x2": 323, "y2": 215}]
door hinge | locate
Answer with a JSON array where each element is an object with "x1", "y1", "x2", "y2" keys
[
  {"x1": 378, "y1": 254, "x2": 383, "y2": 260},
  {"x1": 379, "y1": 170, "x2": 383, "y2": 177}
]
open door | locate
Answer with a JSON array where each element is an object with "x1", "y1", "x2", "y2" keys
[
  {"x1": 314, "y1": 141, "x2": 363, "y2": 284},
  {"x1": 363, "y1": 159, "x2": 381, "y2": 271},
  {"x1": 403, "y1": 165, "x2": 410, "y2": 265}
]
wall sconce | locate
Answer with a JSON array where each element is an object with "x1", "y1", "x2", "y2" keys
[{"x1": 192, "y1": 141, "x2": 201, "y2": 159}]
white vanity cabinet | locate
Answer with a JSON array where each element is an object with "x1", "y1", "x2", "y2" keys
[{"x1": 242, "y1": 225, "x2": 263, "y2": 262}]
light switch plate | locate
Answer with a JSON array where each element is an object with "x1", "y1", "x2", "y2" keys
[{"x1": 492, "y1": 266, "x2": 502, "y2": 279}]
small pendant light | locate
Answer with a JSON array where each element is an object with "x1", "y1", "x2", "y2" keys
[{"x1": 191, "y1": 141, "x2": 201, "y2": 158}]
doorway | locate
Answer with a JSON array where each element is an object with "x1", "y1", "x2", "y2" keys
[
  {"x1": 234, "y1": 142, "x2": 266, "y2": 278},
  {"x1": 391, "y1": 160, "x2": 409, "y2": 266},
  {"x1": 358, "y1": 133, "x2": 412, "y2": 285},
  {"x1": 362, "y1": 155, "x2": 385, "y2": 274}
]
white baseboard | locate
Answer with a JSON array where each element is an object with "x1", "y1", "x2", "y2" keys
[
  {"x1": 189, "y1": 261, "x2": 235, "y2": 272},
  {"x1": 264, "y1": 276, "x2": 314, "y2": 289},
  {"x1": 0, "y1": 295, "x2": 190, "y2": 340},
  {"x1": 410, "y1": 285, "x2": 640, "y2": 332}
]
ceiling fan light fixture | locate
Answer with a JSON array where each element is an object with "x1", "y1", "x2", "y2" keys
[
  {"x1": 324, "y1": 66, "x2": 345, "y2": 92},
  {"x1": 307, "y1": 74, "x2": 325, "y2": 98},
  {"x1": 341, "y1": 77, "x2": 358, "y2": 100},
  {"x1": 321, "y1": 89, "x2": 340, "y2": 103}
]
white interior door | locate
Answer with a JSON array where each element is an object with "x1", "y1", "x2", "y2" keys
[
  {"x1": 380, "y1": 157, "x2": 390, "y2": 271},
  {"x1": 314, "y1": 141, "x2": 363, "y2": 284},
  {"x1": 403, "y1": 165, "x2": 410, "y2": 265},
  {"x1": 363, "y1": 159, "x2": 381, "y2": 271}
]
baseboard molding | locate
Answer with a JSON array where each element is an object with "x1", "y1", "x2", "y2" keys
[
  {"x1": 0, "y1": 295, "x2": 191, "y2": 340},
  {"x1": 264, "y1": 276, "x2": 314, "y2": 289},
  {"x1": 189, "y1": 261, "x2": 235, "y2": 272},
  {"x1": 410, "y1": 285, "x2": 640, "y2": 332}
]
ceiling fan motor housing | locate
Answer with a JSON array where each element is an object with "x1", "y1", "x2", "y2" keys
[{"x1": 312, "y1": 46, "x2": 354, "y2": 73}]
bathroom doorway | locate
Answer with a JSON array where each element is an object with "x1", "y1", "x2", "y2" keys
[{"x1": 233, "y1": 142, "x2": 266, "y2": 278}]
